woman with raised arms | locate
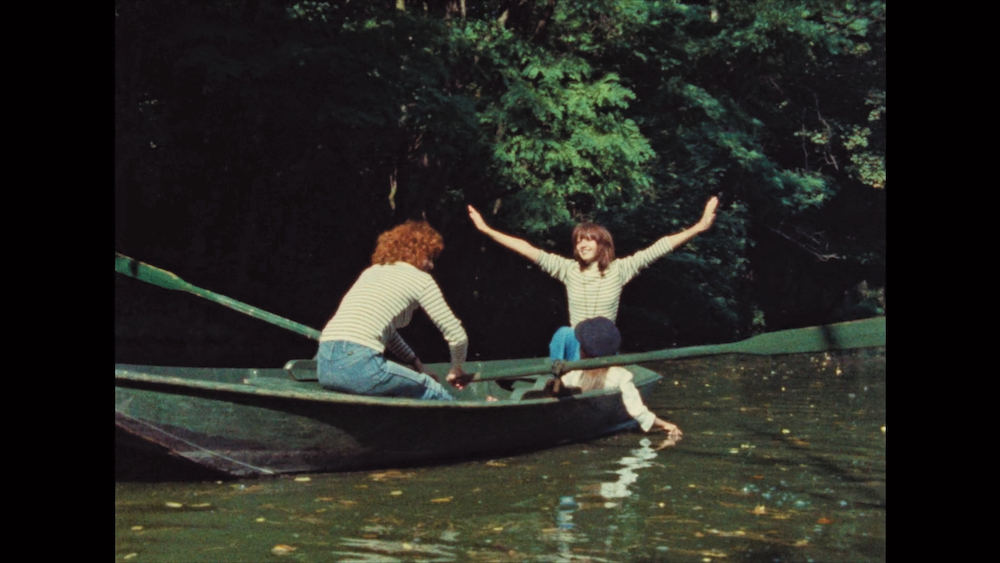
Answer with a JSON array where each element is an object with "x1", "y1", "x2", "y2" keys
[{"x1": 468, "y1": 196, "x2": 719, "y2": 359}]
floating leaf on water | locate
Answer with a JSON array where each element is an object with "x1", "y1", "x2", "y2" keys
[
  {"x1": 369, "y1": 470, "x2": 413, "y2": 481},
  {"x1": 165, "y1": 502, "x2": 183, "y2": 508},
  {"x1": 431, "y1": 497, "x2": 453, "y2": 504},
  {"x1": 271, "y1": 544, "x2": 296, "y2": 556},
  {"x1": 294, "y1": 476, "x2": 311, "y2": 482}
]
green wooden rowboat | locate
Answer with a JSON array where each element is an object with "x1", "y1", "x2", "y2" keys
[
  {"x1": 114, "y1": 253, "x2": 886, "y2": 477},
  {"x1": 115, "y1": 360, "x2": 663, "y2": 477}
]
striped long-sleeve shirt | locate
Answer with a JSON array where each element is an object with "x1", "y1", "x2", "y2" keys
[
  {"x1": 320, "y1": 262, "x2": 468, "y2": 369},
  {"x1": 535, "y1": 236, "x2": 674, "y2": 327}
]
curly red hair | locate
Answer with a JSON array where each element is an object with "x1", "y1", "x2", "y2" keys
[{"x1": 371, "y1": 220, "x2": 444, "y2": 268}]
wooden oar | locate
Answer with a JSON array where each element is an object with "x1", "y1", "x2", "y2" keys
[
  {"x1": 282, "y1": 317, "x2": 886, "y2": 382},
  {"x1": 115, "y1": 252, "x2": 321, "y2": 340},
  {"x1": 470, "y1": 316, "x2": 886, "y2": 382}
]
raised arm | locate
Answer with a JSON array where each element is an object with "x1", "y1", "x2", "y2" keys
[
  {"x1": 663, "y1": 196, "x2": 718, "y2": 249},
  {"x1": 468, "y1": 205, "x2": 541, "y2": 263},
  {"x1": 617, "y1": 196, "x2": 720, "y2": 282}
]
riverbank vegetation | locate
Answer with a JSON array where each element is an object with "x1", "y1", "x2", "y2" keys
[{"x1": 115, "y1": 0, "x2": 885, "y2": 365}]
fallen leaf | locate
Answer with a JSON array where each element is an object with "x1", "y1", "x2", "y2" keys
[
  {"x1": 431, "y1": 497, "x2": 453, "y2": 504},
  {"x1": 794, "y1": 539, "x2": 810, "y2": 547},
  {"x1": 131, "y1": 526, "x2": 143, "y2": 531},
  {"x1": 390, "y1": 491, "x2": 403, "y2": 496},
  {"x1": 316, "y1": 497, "x2": 334, "y2": 502},
  {"x1": 339, "y1": 500, "x2": 357, "y2": 506},
  {"x1": 123, "y1": 554, "x2": 138, "y2": 560},
  {"x1": 294, "y1": 476, "x2": 311, "y2": 482},
  {"x1": 485, "y1": 461, "x2": 507, "y2": 467},
  {"x1": 369, "y1": 470, "x2": 413, "y2": 481},
  {"x1": 256, "y1": 517, "x2": 266, "y2": 522},
  {"x1": 752, "y1": 475, "x2": 764, "y2": 480},
  {"x1": 817, "y1": 518, "x2": 833, "y2": 525},
  {"x1": 271, "y1": 544, "x2": 296, "y2": 556},
  {"x1": 165, "y1": 502, "x2": 183, "y2": 508},
  {"x1": 191, "y1": 503, "x2": 212, "y2": 508},
  {"x1": 751, "y1": 505, "x2": 767, "y2": 515}
]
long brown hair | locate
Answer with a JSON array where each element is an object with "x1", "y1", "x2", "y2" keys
[
  {"x1": 371, "y1": 220, "x2": 444, "y2": 268},
  {"x1": 576, "y1": 367, "x2": 610, "y2": 392},
  {"x1": 572, "y1": 222, "x2": 615, "y2": 274}
]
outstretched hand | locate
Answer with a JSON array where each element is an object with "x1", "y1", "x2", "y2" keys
[
  {"x1": 653, "y1": 418, "x2": 683, "y2": 439},
  {"x1": 696, "y1": 196, "x2": 719, "y2": 233},
  {"x1": 467, "y1": 205, "x2": 490, "y2": 233}
]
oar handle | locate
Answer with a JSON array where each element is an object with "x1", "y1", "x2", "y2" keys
[{"x1": 116, "y1": 253, "x2": 321, "y2": 340}]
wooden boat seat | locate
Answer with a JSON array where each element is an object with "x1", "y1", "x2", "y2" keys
[{"x1": 283, "y1": 359, "x2": 318, "y2": 381}]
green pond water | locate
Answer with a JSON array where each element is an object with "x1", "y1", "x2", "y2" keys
[{"x1": 115, "y1": 349, "x2": 885, "y2": 562}]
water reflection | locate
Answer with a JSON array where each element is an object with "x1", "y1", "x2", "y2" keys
[
  {"x1": 333, "y1": 538, "x2": 457, "y2": 562},
  {"x1": 594, "y1": 437, "x2": 660, "y2": 505},
  {"x1": 116, "y1": 350, "x2": 885, "y2": 563},
  {"x1": 548, "y1": 436, "x2": 674, "y2": 560}
]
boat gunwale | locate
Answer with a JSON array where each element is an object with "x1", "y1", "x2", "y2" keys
[{"x1": 115, "y1": 363, "x2": 663, "y2": 407}]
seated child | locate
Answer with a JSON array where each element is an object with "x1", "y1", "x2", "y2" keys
[{"x1": 557, "y1": 317, "x2": 683, "y2": 437}]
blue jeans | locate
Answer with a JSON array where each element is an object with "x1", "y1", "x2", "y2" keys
[
  {"x1": 317, "y1": 340, "x2": 454, "y2": 401},
  {"x1": 549, "y1": 326, "x2": 581, "y2": 361}
]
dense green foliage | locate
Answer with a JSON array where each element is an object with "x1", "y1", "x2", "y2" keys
[{"x1": 115, "y1": 0, "x2": 885, "y2": 365}]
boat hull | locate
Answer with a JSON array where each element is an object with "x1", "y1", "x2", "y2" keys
[{"x1": 115, "y1": 362, "x2": 662, "y2": 476}]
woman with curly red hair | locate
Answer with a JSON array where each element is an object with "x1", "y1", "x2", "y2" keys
[{"x1": 318, "y1": 220, "x2": 470, "y2": 400}]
